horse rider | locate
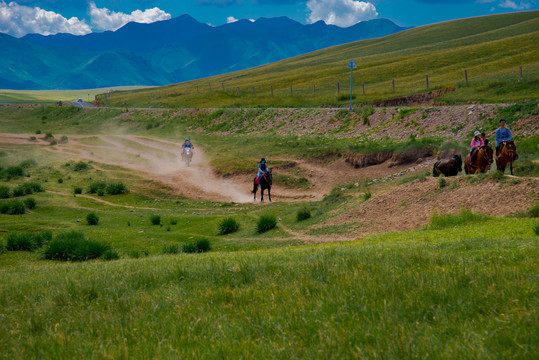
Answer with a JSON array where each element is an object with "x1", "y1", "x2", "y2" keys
[
  {"x1": 182, "y1": 137, "x2": 194, "y2": 156},
  {"x1": 495, "y1": 119, "x2": 512, "y2": 159},
  {"x1": 469, "y1": 130, "x2": 484, "y2": 166},
  {"x1": 256, "y1": 158, "x2": 268, "y2": 187}
]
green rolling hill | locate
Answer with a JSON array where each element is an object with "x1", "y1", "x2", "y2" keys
[{"x1": 105, "y1": 11, "x2": 539, "y2": 108}]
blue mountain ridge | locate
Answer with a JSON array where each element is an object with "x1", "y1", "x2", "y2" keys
[{"x1": 1, "y1": 15, "x2": 410, "y2": 90}]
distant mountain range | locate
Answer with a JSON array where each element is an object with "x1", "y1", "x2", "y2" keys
[{"x1": 0, "y1": 15, "x2": 409, "y2": 90}]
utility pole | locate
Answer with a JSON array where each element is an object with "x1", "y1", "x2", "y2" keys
[{"x1": 347, "y1": 59, "x2": 357, "y2": 111}]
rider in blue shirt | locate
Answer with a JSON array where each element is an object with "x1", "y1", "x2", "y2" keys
[
  {"x1": 182, "y1": 137, "x2": 193, "y2": 156},
  {"x1": 495, "y1": 119, "x2": 512, "y2": 158},
  {"x1": 256, "y1": 158, "x2": 268, "y2": 187}
]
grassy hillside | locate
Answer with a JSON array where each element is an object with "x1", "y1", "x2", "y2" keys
[{"x1": 105, "y1": 11, "x2": 539, "y2": 108}]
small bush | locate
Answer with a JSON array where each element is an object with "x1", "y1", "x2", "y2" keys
[
  {"x1": 86, "y1": 213, "x2": 99, "y2": 225},
  {"x1": 73, "y1": 161, "x2": 90, "y2": 171},
  {"x1": 218, "y1": 217, "x2": 240, "y2": 235},
  {"x1": 49, "y1": 140, "x2": 58, "y2": 146},
  {"x1": 297, "y1": 208, "x2": 311, "y2": 221},
  {"x1": 102, "y1": 249, "x2": 120, "y2": 261},
  {"x1": 428, "y1": 209, "x2": 489, "y2": 230},
  {"x1": 19, "y1": 159, "x2": 37, "y2": 168},
  {"x1": 43, "y1": 231, "x2": 110, "y2": 261},
  {"x1": 0, "y1": 200, "x2": 25, "y2": 214},
  {"x1": 528, "y1": 203, "x2": 539, "y2": 218},
  {"x1": 6, "y1": 166, "x2": 24, "y2": 178},
  {"x1": 0, "y1": 186, "x2": 10, "y2": 199},
  {"x1": 59, "y1": 135, "x2": 68, "y2": 144},
  {"x1": 23, "y1": 198, "x2": 36, "y2": 209},
  {"x1": 5, "y1": 231, "x2": 51, "y2": 251},
  {"x1": 126, "y1": 249, "x2": 148, "y2": 258},
  {"x1": 438, "y1": 178, "x2": 447, "y2": 189},
  {"x1": 182, "y1": 239, "x2": 211, "y2": 253},
  {"x1": 44, "y1": 133, "x2": 54, "y2": 140},
  {"x1": 97, "y1": 189, "x2": 105, "y2": 196},
  {"x1": 105, "y1": 182, "x2": 129, "y2": 195},
  {"x1": 35, "y1": 130, "x2": 42, "y2": 134},
  {"x1": 29, "y1": 136, "x2": 37, "y2": 141},
  {"x1": 12, "y1": 186, "x2": 25, "y2": 197},
  {"x1": 150, "y1": 215, "x2": 161, "y2": 225},
  {"x1": 363, "y1": 191, "x2": 372, "y2": 201},
  {"x1": 532, "y1": 222, "x2": 539, "y2": 236},
  {"x1": 25, "y1": 182, "x2": 44, "y2": 193},
  {"x1": 74, "y1": 187, "x2": 83, "y2": 194},
  {"x1": 170, "y1": 219, "x2": 178, "y2": 225},
  {"x1": 58, "y1": 178, "x2": 63, "y2": 184},
  {"x1": 163, "y1": 245, "x2": 181, "y2": 254},
  {"x1": 87, "y1": 182, "x2": 106, "y2": 194},
  {"x1": 257, "y1": 215, "x2": 277, "y2": 233}
]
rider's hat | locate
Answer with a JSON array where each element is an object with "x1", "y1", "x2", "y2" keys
[
  {"x1": 474, "y1": 130, "x2": 480, "y2": 137},
  {"x1": 261, "y1": 158, "x2": 266, "y2": 162}
]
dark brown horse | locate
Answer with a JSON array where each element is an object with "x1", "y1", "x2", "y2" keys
[
  {"x1": 252, "y1": 170, "x2": 272, "y2": 202},
  {"x1": 433, "y1": 154, "x2": 462, "y2": 177},
  {"x1": 465, "y1": 146, "x2": 494, "y2": 174},
  {"x1": 496, "y1": 140, "x2": 518, "y2": 175}
]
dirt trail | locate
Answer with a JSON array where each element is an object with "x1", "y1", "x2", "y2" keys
[
  {"x1": 47, "y1": 190, "x2": 158, "y2": 210},
  {"x1": 0, "y1": 133, "x2": 253, "y2": 202}
]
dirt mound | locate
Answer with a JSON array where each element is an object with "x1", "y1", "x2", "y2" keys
[
  {"x1": 325, "y1": 176, "x2": 539, "y2": 236},
  {"x1": 388, "y1": 146, "x2": 434, "y2": 167},
  {"x1": 370, "y1": 88, "x2": 456, "y2": 107},
  {"x1": 344, "y1": 152, "x2": 392, "y2": 168}
]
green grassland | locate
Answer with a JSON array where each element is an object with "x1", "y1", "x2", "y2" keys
[
  {"x1": 0, "y1": 103, "x2": 538, "y2": 358},
  {"x1": 105, "y1": 12, "x2": 539, "y2": 108}
]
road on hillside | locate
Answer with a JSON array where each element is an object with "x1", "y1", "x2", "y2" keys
[{"x1": 70, "y1": 100, "x2": 90, "y2": 107}]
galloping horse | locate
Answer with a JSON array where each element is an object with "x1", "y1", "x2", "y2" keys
[
  {"x1": 433, "y1": 154, "x2": 462, "y2": 177},
  {"x1": 465, "y1": 146, "x2": 494, "y2": 174},
  {"x1": 496, "y1": 140, "x2": 518, "y2": 175},
  {"x1": 252, "y1": 170, "x2": 272, "y2": 202}
]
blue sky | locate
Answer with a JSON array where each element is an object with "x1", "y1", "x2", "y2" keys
[{"x1": 1, "y1": 0, "x2": 537, "y2": 37}]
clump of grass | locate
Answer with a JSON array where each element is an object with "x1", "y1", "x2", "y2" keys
[
  {"x1": 163, "y1": 245, "x2": 181, "y2": 254},
  {"x1": 13, "y1": 182, "x2": 44, "y2": 197},
  {"x1": 257, "y1": 215, "x2": 277, "y2": 233},
  {"x1": 86, "y1": 182, "x2": 106, "y2": 194},
  {"x1": 527, "y1": 203, "x2": 539, "y2": 218},
  {"x1": 23, "y1": 198, "x2": 36, "y2": 209},
  {"x1": 127, "y1": 249, "x2": 149, "y2": 258},
  {"x1": 297, "y1": 208, "x2": 311, "y2": 221},
  {"x1": 74, "y1": 187, "x2": 82, "y2": 194},
  {"x1": 150, "y1": 215, "x2": 161, "y2": 225},
  {"x1": 428, "y1": 208, "x2": 489, "y2": 230},
  {"x1": 170, "y1": 219, "x2": 178, "y2": 225},
  {"x1": 19, "y1": 159, "x2": 37, "y2": 168},
  {"x1": 105, "y1": 182, "x2": 129, "y2": 195},
  {"x1": 86, "y1": 213, "x2": 99, "y2": 225},
  {"x1": 72, "y1": 161, "x2": 90, "y2": 171},
  {"x1": 0, "y1": 200, "x2": 26, "y2": 214},
  {"x1": 183, "y1": 239, "x2": 211, "y2": 253},
  {"x1": 35, "y1": 130, "x2": 41, "y2": 134},
  {"x1": 57, "y1": 178, "x2": 63, "y2": 184},
  {"x1": 59, "y1": 135, "x2": 68, "y2": 144},
  {"x1": 5, "y1": 231, "x2": 51, "y2": 251},
  {"x1": 6, "y1": 166, "x2": 24, "y2": 178},
  {"x1": 43, "y1": 133, "x2": 54, "y2": 140},
  {"x1": 363, "y1": 191, "x2": 372, "y2": 201},
  {"x1": 102, "y1": 249, "x2": 119, "y2": 261},
  {"x1": 97, "y1": 189, "x2": 105, "y2": 196},
  {"x1": 438, "y1": 178, "x2": 447, "y2": 189},
  {"x1": 43, "y1": 231, "x2": 110, "y2": 261},
  {"x1": 0, "y1": 186, "x2": 10, "y2": 199},
  {"x1": 218, "y1": 217, "x2": 240, "y2": 235},
  {"x1": 49, "y1": 140, "x2": 58, "y2": 146}
]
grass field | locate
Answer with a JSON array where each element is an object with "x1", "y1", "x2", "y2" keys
[
  {"x1": 103, "y1": 11, "x2": 539, "y2": 108},
  {"x1": 0, "y1": 101, "x2": 537, "y2": 358}
]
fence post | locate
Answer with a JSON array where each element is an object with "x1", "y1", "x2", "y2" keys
[
  {"x1": 392, "y1": 79, "x2": 395, "y2": 91},
  {"x1": 426, "y1": 74, "x2": 429, "y2": 89},
  {"x1": 337, "y1": 82, "x2": 340, "y2": 95},
  {"x1": 222, "y1": 83, "x2": 225, "y2": 91},
  {"x1": 290, "y1": 85, "x2": 293, "y2": 96},
  {"x1": 271, "y1": 85, "x2": 273, "y2": 96},
  {"x1": 313, "y1": 85, "x2": 315, "y2": 96},
  {"x1": 519, "y1": 66, "x2": 523, "y2": 83},
  {"x1": 253, "y1": 86, "x2": 256, "y2": 95},
  {"x1": 237, "y1": 87, "x2": 240, "y2": 96},
  {"x1": 362, "y1": 82, "x2": 365, "y2": 95},
  {"x1": 464, "y1": 69, "x2": 468, "y2": 83}
]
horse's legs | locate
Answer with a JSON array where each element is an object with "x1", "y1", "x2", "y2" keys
[
  {"x1": 261, "y1": 188, "x2": 264, "y2": 202},
  {"x1": 510, "y1": 161, "x2": 513, "y2": 176},
  {"x1": 268, "y1": 188, "x2": 271, "y2": 202}
]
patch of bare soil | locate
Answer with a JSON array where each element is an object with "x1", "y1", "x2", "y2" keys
[
  {"x1": 323, "y1": 176, "x2": 539, "y2": 236},
  {"x1": 370, "y1": 88, "x2": 456, "y2": 107}
]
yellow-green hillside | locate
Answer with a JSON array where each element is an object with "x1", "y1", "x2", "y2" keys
[{"x1": 105, "y1": 11, "x2": 539, "y2": 108}]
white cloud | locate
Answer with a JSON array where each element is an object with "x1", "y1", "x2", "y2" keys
[
  {"x1": 307, "y1": 0, "x2": 378, "y2": 27},
  {"x1": 498, "y1": 0, "x2": 531, "y2": 9},
  {"x1": 89, "y1": 2, "x2": 171, "y2": 32},
  {"x1": 226, "y1": 16, "x2": 238, "y2": 23},
  {"x1": 0, "y1": 0, "x2": 91, "y2": 37}
]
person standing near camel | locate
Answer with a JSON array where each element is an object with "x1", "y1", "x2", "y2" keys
[{"x1": 495, "y1": 119, "x2": 512, "y2": 159}]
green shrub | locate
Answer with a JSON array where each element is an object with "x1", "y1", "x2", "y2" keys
[
  {"x1": 102, "y1": 249, "x2": 119, "y2": 261},
  {"x1": 257, "y1": 215, "x2": 277, "y2": 233},
  {"x1": 533, "y1": 222, "x2": 539, "y2": 236},
  {"x1": 74, "y1": 187, "x2": 83, "y2": 194},
  {"x1": 43, "y1": 231, "x2": 110, "y2": 261},
  {"x1": 105, "y1": 182, "x2": 129, "y2": 195},
  {"x1": 19, "y1": 159, "x2": 37, "y2": 168},
  {"x1": 44, "y1": 133, "x2": 54, "y2": 140},
  {"x1": 170, "y1": 219, "x2": 178, "y2": 225},
  {"x1": 49, "y1": 140, "x2": 58, "y2": 146},
  {"x1": 59, "y1": 135, "x2": 68, "y2": 144},
  {"x1": 297, "y1": 208, "x2": 311, "y2": 221},
  {"x1": 73, "y1": 161, "x2": 90, "y2": 171},
  {"x1": 428, "y1": 209, "x2": 489, "y2": 230},
  {"x1": 150, "y1": 215, "x2": 161, "y2": 225},
  {"x1": 6, "y1": 166, "x2": 24, "y2": 178},
  {"x1": 5, "y1": 231, "x2": 51, "y2": 251},
  {"x1": 438, "y1": 178, "x2": 447, "y2": 189},
  {"x1": 12, "y1": 186, "x2": 25, "y2": 197},
  {"x1": 86, "y1": 213, "x2": 99, "y2": 225},
  {"x1": 97, "y1": 189, "x2": 105, "y2": 196},
  {"x1": 13, "y1": 182, "x2": 43, "y2": 197},
  {"x1": 163, "y1": 245, "x2": 181, "y2": 254},
  {"x1": 183, "y1": 239, "x2": 211, "y2": 253},
  {"x1": 527, "y1": 203, "x2": 539, "y2": 218},
  {"x1": 35, "y1": 130, "x2": 41, "y2": 134},
  {"x1": 0, "y1": 186, "x2": 10, "y2": 199},
  {"x1": 363, "y1": 191, "x2": 372, "y2": 201},
  {"x1": 24, "y1": 198, "x2": 36, "y2": 209},
  {"x1": 57, "y1": 178, "x2": 63, "y2": 184},
  {"x1": 218, "y1": 217, "x2": 240, "y2": 235},
  {"x1": 87, "y1": 182, "x2": 106, "y2": 194},
  {"x1": 0, "y1": 200, "x2": 25, "y2": 214},
  {"x1": 126, "y1": 249, "x2": 147, "y2": 258}
]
